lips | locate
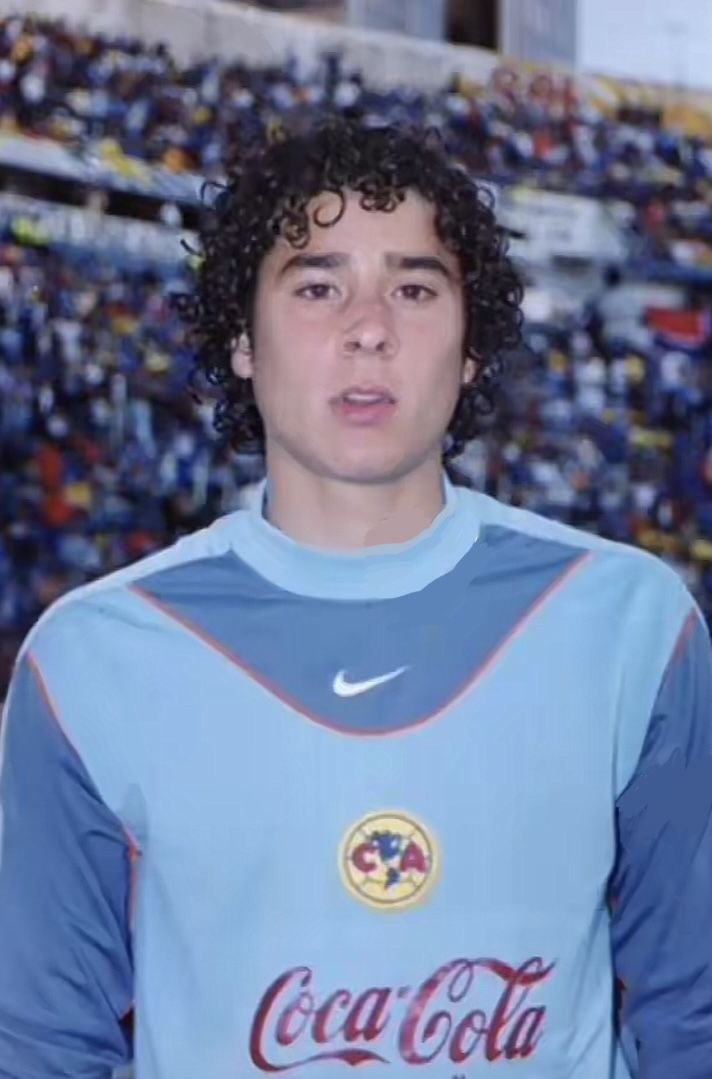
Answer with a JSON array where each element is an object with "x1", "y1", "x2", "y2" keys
[
  {"x1": 330, "y1": 385, "x2": 398, "y2": 426},
  {"x1": 336, "y1": 385, "x2": 396, "y2": 404}
]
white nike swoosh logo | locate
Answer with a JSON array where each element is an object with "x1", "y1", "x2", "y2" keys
[{"x1": 333, "y1": 666, "x2": 408, "y2": 698}]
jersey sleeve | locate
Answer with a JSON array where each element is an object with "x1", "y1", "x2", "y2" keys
[
  {"x1": 610, "y1": 604, "x2": 712, "y2": 1078},
  {"x1": 0, "y1": 649, "x2": 134, "y2": 1078}
]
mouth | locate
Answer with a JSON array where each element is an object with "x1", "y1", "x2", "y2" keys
[{"x1": 330, "y1": 386, "x2": 398, "y2": 427}]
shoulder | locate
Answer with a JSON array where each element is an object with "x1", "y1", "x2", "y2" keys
[
  {"x1": 16, "y1": 510, "x2": 246, "y2": 667},
  {"x1": 466, "y1": 487, "x2": 694, "y2": 616}
]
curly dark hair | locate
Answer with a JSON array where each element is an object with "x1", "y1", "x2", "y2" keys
[{"x1": 175, "y1": 117, "x2": 523, "y2": 479}]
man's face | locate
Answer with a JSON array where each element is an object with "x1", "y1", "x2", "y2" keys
[{"x1": 232, "y1": 189, "x2": 473, "y2": 487}]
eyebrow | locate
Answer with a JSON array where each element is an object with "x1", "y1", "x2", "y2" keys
[
  {"x1": 277, "y1": 252, "x2": 346, "y2": 278},
  {"x1": 276, "y1": 251, "x2": 455, "y2": 281}
]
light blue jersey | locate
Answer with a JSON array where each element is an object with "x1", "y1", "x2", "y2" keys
[{"x1": 2, "y1": 476, "x2": 712, "y2": 1078}]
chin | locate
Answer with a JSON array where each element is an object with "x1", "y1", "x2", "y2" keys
[
  {"x1": 322, "y1": 453, "x2": 434, "y2": 487},
  {"x1": 273, "y1": 436, "x2": 441, "y2": 488}
]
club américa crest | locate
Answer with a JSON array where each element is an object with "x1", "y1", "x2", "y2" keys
[{"x1": 338, "y1": 810, "x2": 439, "y2": 911}]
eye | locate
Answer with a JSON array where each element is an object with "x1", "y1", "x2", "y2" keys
[
  {"x1": 396, "y1": 283, "x2": 438, "y2": 302},
  {"x1": 294, "y1": 283, "x2": 338, "y2": 300}
]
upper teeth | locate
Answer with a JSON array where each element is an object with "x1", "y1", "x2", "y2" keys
[{"x1": 344, "y1": 392, "x2": 386, "y2": 402}]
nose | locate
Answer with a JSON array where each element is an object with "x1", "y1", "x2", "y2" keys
[{"x1": 341, "y1": 304, "x2": 397, "y2": 357}]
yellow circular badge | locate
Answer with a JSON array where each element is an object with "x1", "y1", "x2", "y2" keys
[{"x1": 339, "y1": 810, "x2": 439, "y2": 912}]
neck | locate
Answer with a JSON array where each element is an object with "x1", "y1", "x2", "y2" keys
[{"x1": 262, "y1": 459, "x2": 447, "y2": 549}]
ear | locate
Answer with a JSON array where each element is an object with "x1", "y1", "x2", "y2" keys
[
  {"x1": 462, "y1": 355, "x2": 477, "y2": 385},
  {"x1": 231, "y1": 333, "x2": 253, "y2": 380}
]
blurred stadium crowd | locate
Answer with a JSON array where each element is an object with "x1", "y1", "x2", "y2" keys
[
  {"x1": 5, "y1": 12, "x2": 712, "y2": 213},
  {"x1": 3, "y1": 13, "x2": 712, "y2": 692}
]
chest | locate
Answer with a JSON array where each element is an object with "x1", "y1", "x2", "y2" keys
[{"x1": 125, "y1": 613, "x2": 619, "y2": 920}]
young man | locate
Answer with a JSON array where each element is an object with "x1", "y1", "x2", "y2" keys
[{"x1": 1, "y1": 119, "x2": 711, "y2": 1079}]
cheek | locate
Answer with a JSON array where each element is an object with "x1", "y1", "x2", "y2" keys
[
  {"x1": 403, "y1": 301, "x2": 464, "y2": 352},
  {"x1": 251, "y1": 325, "x2": 330, "y2": 416},
  {"x1": 259, "y1": 301, "x2": 331, "y2": 364},
  {"x1": 411, "y1": 326, "x2": 465, "y2": 387}
]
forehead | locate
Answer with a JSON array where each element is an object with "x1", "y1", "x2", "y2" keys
[{"x1": 267, "y1": 188, "x2": 454, "y2": 264}]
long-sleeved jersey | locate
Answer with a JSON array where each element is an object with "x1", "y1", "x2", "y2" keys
[{"x1": 2, "y1": 475, "x2": 712, "y2": 1078}]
